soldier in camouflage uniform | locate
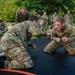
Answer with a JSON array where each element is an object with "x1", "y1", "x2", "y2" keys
[
  {"x1": 15, "y1": 7, "x2": 30, "y2": 23},
  {"x1": 44, "y1": 17, "x2": 75, "y2": 55},
  {"x1": 0, "y1": 20, "x2": 7, "y2": 40},
  {"x1": 50, "y1": 12, "x2": 59, "y2": 23},
  {"x1": 33, "y1": 10, "x2": 41, "y2": 19},
  {"x1": 64, "y1": 10, "x2": 73, "y2": 25},
  {"x1": 0, "y1": 15, "x2": 45, "y2": 69},
  {"x1": 40, "y1": 11, "x2": 48, "y2": 31}
]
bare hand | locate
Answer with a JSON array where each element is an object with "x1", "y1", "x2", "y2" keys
[
  {"x1": 62, "y1": 37, "x2": 69, "y2": 42},
  {"x1": 55, "y1": 38, "x2": 61, "y2": 43},
  {"x1": 32, "y1": 44, "x2": 38, "y2": 50}
]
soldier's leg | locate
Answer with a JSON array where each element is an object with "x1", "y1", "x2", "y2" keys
[
  {"x1": 44, "y1": 40, "x2": 60, "y2": 54},
  {"x1": 63, "y1": 43, "x2": 75, "y2": 55},
  {"x1": 4, "y1": 47, "x2": 33, "y2": 69}
]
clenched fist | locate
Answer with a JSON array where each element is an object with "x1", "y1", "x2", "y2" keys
[
  {"x1": 62, "y1": 37, "x2": 69, "y2": 42},
  {"x1": 55, "y1": 38, "x2": 61, "y2": 43}
]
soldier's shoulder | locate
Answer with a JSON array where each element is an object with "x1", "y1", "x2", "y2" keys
[
  {"x1": 64, "y1": 14, "x2": 68, "y2": 16},
  {"x1": 52, "y1": 14, "x2": 54, "y2": 16},
  {"x1": 24, "y1": 21, "x2": 33, "y2": 26},
  {"x1": 65, "y1": 24, "x2": 73, "y2": 30},
  {"x1": 25, "y1": 20, "x2": 32, "y2": 23}
]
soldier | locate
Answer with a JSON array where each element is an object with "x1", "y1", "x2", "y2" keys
[
  {"x1": 33, "y1": 10, "x2": 41, "y2": 19},
  {"x1": 0, "y1": 15, "x2": 46, "y2": 69},
  {"x1": 0, "y1": 20, "x2": 7, "y2": 40},
  {"x1": 15, "y1": 7, "x2": 30, "y2": 23},
  {"x1": 44, "y1": 17, "x2": 75, "y2": 55},
  {"x1": 40, "y1": 11, "x2": 48, "y2": 31},
  {"x1": 50, "y1": 12, "x2": 59, "y2": 23},
  {"x1": 64, "y1": 10, "x2": 73, "y2": 25}
]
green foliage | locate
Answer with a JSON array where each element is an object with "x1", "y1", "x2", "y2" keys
[
  {"x1": 0, "y1": 0, "x2": 75, "y2": 22},
  {"x1": 0, "y1": 0, "x2": 20, "y2": 22}
]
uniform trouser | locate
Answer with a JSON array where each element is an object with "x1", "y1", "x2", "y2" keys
[
  {"x1": 44, "y1": 40, "x2": 75, "y2": 55},
  {"x1": 4, "y1": 46, "x2": 33, "y2": 69},
  {"x1": 0, "y1": 33, "x2": 33, "y2": 69}
]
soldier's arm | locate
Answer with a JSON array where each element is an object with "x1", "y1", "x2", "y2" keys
[
  {"x1": 28, "y1": 24, "x2": 46, "y2": 36},
  {"x1": 51, "y1": 28, "x2": 58, "y2": 40}
]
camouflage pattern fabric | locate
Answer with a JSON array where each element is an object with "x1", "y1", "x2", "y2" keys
[
  {"x1": 40, "y1": 14, "x2": 48, "y2": 31},
  {"x1": 44, "y1": 24, "x2": 75, "y2": 55},
  {"x1": 50, "y1": 14, "x2": 59, "y2": 23},
  {"x1": 15, "y1": 11, "x2": 30, "y2": 23},
  {"x1": 64, "y1": 14, "x2": 73, "y2": 25},
  {"x1": 0, "y1": 21, "x2": 44, "y2": 69}
]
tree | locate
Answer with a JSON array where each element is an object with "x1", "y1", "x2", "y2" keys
[
  {"x1": 0, "y1": 0, "x2": 75, "y2": 22},
  {"x1": 0, "y1": 0, "x2": 20, "y2": 22}
]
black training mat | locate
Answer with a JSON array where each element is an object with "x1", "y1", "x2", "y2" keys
[
  {"x1": 26, "y1": 38, "x2": 75, "y2": 75},
  {"x1": 0, "y1": 38, "x2": 75, "y2": 75}
]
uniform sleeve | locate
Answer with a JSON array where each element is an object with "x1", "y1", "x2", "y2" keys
[
  {"x1": 28, "y1": 24, "x2": 45, "y2": 36},
  {"x1": 51, "y1": 28, "x2": 58, "y2": 40},
  {"x1": 68, "y1": 26, "x2": 75, "y2": 42}
]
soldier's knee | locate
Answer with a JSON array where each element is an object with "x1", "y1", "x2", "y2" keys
[
  {"x1": 24, "y1": 59, "x2": 33, "y2": 69},
  {"x1": 44, "y1": 48, "x2": 52, "y2": 54},
  {"x1": 4, "y1": 59, "x2": 34, "y2": 69},
  {"x1": 67, "y1": 50, "x2": 75, "y2": 55}
]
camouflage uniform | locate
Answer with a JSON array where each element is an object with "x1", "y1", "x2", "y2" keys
[
  {"x1": 15, "y1": 11, "x2": 30, "y2": 23},
  {"x1": 50, "y1": 14, "x2": 59, "y2": 23},
  {"x1": 44, "y1": 24, "x2": 75, "y2": 55},
  {"x1": 0, "y1": 22, "x2": 7, "y2": 40},
  {"x1": 0, "y1": 21, "x2": 44, "y2": 69},
  {"x1": 64, "y1": 14, "x2": 73, "y2": 25},
  {"x1": 41, "y1": 14, "x2": 48, "y2": 31}
]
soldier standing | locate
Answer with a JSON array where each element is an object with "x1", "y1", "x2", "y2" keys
[
  {"x1": 15, "y1": 7, "x2": 30, "y2": 23},
  {"x1": 64, "y1": 10, "x2": 73, "y2": 25},
  {"x1": 50, "y1": 12, "x2": 59, "y2": 23},
  {"x1": 0, "y1": 15, "x2": 46, "y2": 69},
  {"x1": 44, "y1": 17, "x2": 75, "y2": 55},
  {"x1": 40, "y1": 11, "x2": 48, "y2": 31}
]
